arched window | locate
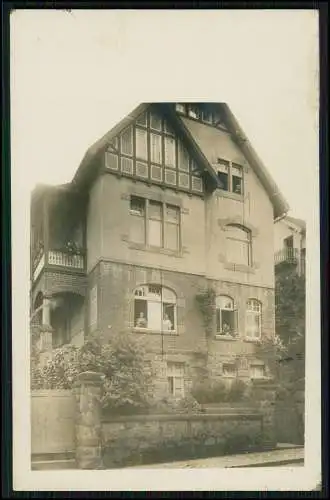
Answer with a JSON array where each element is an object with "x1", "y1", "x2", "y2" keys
[
  {"x1": 246, "y1": 299, "x2": 262, "y2": 339},
  {"x1": 134, "y1": 285, "x2": 177, "y2": 332},
  {"x1": 216, "y1": 295, "x2": 238, "y2": 336},
  {"x1": 225, "y1": 224, "x2": 252, "y2": 266}
]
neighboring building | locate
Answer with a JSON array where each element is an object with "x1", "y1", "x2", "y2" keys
[
  {"x1": 274, "y1": 215, "x2": 306, "y2": 277},
  {"x1": 30, "y1": 102, "x2": 289, "y2": 399}
]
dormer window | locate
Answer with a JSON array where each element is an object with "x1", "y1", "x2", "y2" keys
[
  {"x1": 175, "y1": 103, "x2": 186, "y2": 114},
  {"x1": 188, "y1": 105, "x2": 200, "y2": 119},
  {"x1": 202, "y1": 109, "x2": 213, "y2": 124}
]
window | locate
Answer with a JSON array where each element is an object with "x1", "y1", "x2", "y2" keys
[
  {"x1": 216, "y1": 296, "x2": 237, "y2": 336},
  {"x1": 175, "y1": 103, "x2": 186, "y2": 114},
  {"x1": 129, "y1": 196, "x2": 181, "y2": 251},
  {"x1": 216, "y1": 159, "x2": 244, "y2": 195},
  {"x1": 232, "y1": 164, "x2": 243, "y2": 194},
  {"x1": 222, "y1": 363, "x2": 237, "y2": 377},
  {"x1": 246, "y1": 299, "x2": 262, "y2": 339},
  {"x1": 188, "y1": 105, "x2": 200, "y2": 119},
  {"x1": 129, "y1": 196, "x2": 146, "y2": 244},
  {"x1": 136, "y1": 128, "x2": 148, "y2": 160},
  {"x1": 216, "y1": 162, "x2": 229, "y2": 191},
  {"x1": 164, "y1": 136, "x2": 176, "y2": 167},
  {"x1": 120, "y1": 127, "x2": 133, "y2": 156},
  {"x1": 104, "y1": 110, "x2": 205, "y2": 194},
  {"x1": 225, "y1": 224, "x2": 252, "y2": 266},
  {"x1": 202, "y1": 108, "x2": 213, "y2": 124},
  {"x1": 167, "y1": 362, "x2": 184, "y2": 397},
  {"x1": 250, "y1": 364, "x2": 265, "y2": 379},
  {"x1": 165, "y1": 205, "x2": 180, "y2": 251},
  {"x1": 148, "y1": 201, "x2": 163, "y2": 247},
  {"x1": 134, "y1": 285, "x2": 177, "y2": 332},
  {"x1": 150, "y1": 133, "x2": 162, "y2": 164}
]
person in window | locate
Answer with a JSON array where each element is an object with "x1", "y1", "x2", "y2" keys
[
  {"x1": 222, "y1": 322, "x2": 231, "y2": 335},
  {"x1": 163, "y1": 313, "x2": 173, "y2": 331},
  {"x1": 136, "y1": 312, "x2": 147, "y2": 328}
]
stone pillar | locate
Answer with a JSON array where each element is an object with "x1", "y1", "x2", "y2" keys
[
  {"x1": 253, "y1": 379, "x2": 277, "y2": 450},
  {"x1": 74, "y1": 371, "x2": 104, "y2": 469}
]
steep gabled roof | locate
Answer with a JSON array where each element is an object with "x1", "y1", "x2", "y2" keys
[{"x1": 71, "y1": 102, "x2": 289, "y2": 219}]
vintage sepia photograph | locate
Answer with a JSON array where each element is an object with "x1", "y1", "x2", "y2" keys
[{"x1": 11, "y1": 9, "x2": 321, "y2": 492}]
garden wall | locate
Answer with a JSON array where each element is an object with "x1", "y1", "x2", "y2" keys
[{"x1": 101, "y1": 411, "x2": 263, "y2": 468}]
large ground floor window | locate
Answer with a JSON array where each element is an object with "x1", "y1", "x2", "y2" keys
[{"x1": 134, "y1": 284, "x2": 177, "y2": 332}]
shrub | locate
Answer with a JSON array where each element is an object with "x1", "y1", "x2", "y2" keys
[
  {"x1": 191, "y1": 380, "x2": 228, "y2": 404},
  {"x1": 31, "y1": 332, "x2": 154, "y2": 414},
  {"x1": 149, "y1": 394, "x2": 202, "y2": 414},
  {"x1": 226, "y1": 379, "x2": 247, "y2": 402}
]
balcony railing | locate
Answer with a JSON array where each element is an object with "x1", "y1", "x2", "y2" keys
[
  {"x1": 275, "y1": 247, "x2": 299, "y2": 266},
  {"x1": 48, "y1": 250, "x2": 84, "y2": 269}
]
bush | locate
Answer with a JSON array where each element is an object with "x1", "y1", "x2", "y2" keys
[
  {"x1": 226, "y1": 379, "x2": 247, "y2": 402},
  {"x1": 191, "y1": 380, "x2": 228, "y2": 404},
  {"x1": 31, "y1": 332, "x2": 154, "y2": 414},
  {"x1": 149, "y1": 394, "x2": 202, "y2": 414}
]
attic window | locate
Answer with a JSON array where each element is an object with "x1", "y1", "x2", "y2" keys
[
  {"x1": 202, "y1": 109, "x2": 213, "y2": 124},
  {"x1": 188, "y1": 105, "x2": 200, "y2": 119},
  {"x1": 216, "y1": 162, "x2": 229, "y2": 191},
  {"x1": 175, "y1": 103, "x2": 186, "y2": 114},
  {"x1": 216, "y1": 160, "x2": 244, "y2": 195},
  {"x1": 232, "y1": 164, "x2": 243, "y2": 194}
]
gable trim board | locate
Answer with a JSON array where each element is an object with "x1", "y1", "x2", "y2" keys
[{"x1": 65, "y1": 103, "x2": 288, "y2": 220}]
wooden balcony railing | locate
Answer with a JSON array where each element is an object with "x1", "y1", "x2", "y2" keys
[{"x1": 274, "y1": 247, "x2": 299, "y2": 266}]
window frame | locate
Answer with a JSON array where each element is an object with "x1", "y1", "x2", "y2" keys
[
  {"x1": 216, "y1": 159, "x2": 244, "y2": 195},
  {"x1": 245, "y1": 299, "x2": 262, "y2": 340},
  {"x1": 167, "y1": 361, "x2": 185, "y2": 397},
  {"x1": 133, "y1": 284, "x2": 178, "y2": 334},
  {"x1": 222, "y1": 362, "x2": 237, "y2": 378},
  {"x1": 215, "y1": 295, "x2": 238, "y2": 338},
  {"x1": 129, "y1": 195, "x2": 181, "y2": 253},
  {"x1": 249, "y1": 363, "x2": 266, "y2": 380},
  {"x1": 225, "y1": 223, "x2": 252, "y2": 267}
]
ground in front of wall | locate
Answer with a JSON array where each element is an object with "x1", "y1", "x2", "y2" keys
[{"x1": 127, "y1": 444, "x2": 304, "y2": 469}]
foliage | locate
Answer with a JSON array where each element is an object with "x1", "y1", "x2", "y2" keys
[
  {"x1": 31, "y1": 332, "x2": 154, "y2": 413},
  {"x1": 226, "y1": 379, "x2": 248, "y2": 402},
  {"x1": 191, "y1": 378, "x2": 250, "y2": 404},
  {"x1": 275, "y1": 269, "x2": 305, "y2": 345},
  {"x1": 195, "y1": 287, "x2": 216, "y2": 335},
  {"x1": 150, "y1": 394, "x2": 203, "y2": 414}
]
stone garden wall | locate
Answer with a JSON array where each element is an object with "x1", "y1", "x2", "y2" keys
[{"x1": 101, "y1": 411, "x2": 263, "y2": 468}]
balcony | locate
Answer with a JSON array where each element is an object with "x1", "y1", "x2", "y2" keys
[
  {"x1": 275, "y1": 247, "x2": 299, "y2": 266},
  {"x1": 32, "y1": 248, "x2": 85, "y2": 282}
]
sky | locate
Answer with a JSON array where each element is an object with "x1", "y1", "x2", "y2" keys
[{"x1": 10, "y1": 9, "x2": 319, "y2": 221}]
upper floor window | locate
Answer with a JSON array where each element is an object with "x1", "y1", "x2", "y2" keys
[
  {"x1": 216, "y1": 295, "x2": 237, "y2": 336},
  {"x1": 105, "y1": 108, "x2": 205, "y2": 194},
  {"x1": 246, "y1": 299, "x2": 262, "y2": 339},
  {"x1": 216, "y1": 160, "x2": 243, "y2": 195},
  {"x1": 134, "y1": 285, "x2": 177, "y2": 332},
  {"x1": 129, "y1": 196, "x2": 180, "y2": 252},
  {"x1": 225, "y1": 224, "x2": 252, "y2": 266}
]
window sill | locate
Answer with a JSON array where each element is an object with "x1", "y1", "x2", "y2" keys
[
  {"x1": 133, "y1": 328, "x2": 178, "y2": 336},
  {"x1": 222, "y1": 375, "x2": 237, "y2": 379},
  {"x1": 216, "y1": 189, "x2": 244, "y2": 202},
  {"x1": 244, "y1": 337, "x2": 262, "y2": 344},
  {"x1": 214, "y1": 334, "x2": 239, "y2": 341},
  {"x1": 128, "y1": 242, "x2": 182, "y2": 258},
  {"x1": 223, "y1": 262, "x2": 256, "y2": 274}
]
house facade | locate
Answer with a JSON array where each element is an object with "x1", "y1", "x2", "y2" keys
[
  {"x1": 274, "y1": 215, "x2": 306, "y2": 277},
  {"x1": 30, "y1": 103, "x2": 289, "y2": 399}
]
